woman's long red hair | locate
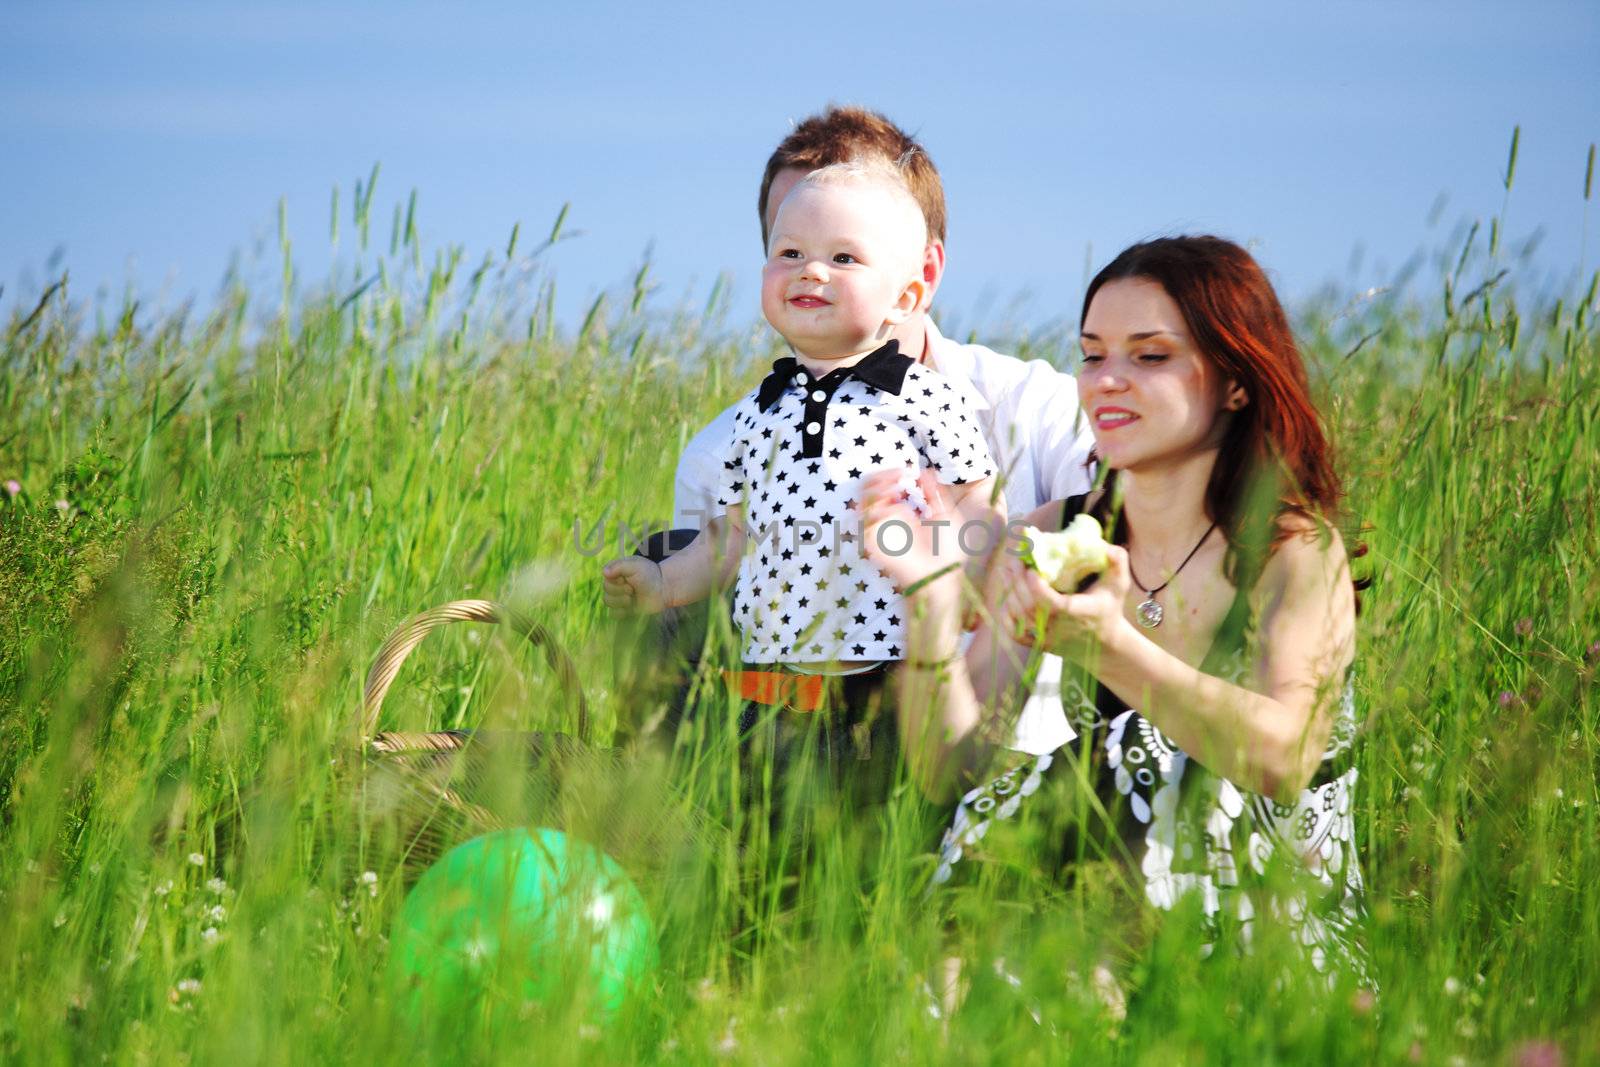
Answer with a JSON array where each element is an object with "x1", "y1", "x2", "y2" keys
[{"x1": 1081, "y1": 236, "x2": 1346, "y2": 582}]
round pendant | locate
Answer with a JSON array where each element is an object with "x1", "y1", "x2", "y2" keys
[{"x1": 1136, "y1": 596, "x2": 1164, "y2": 629}]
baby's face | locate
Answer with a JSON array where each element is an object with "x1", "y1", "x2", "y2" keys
[{"x1": 761, "y1": 181, "x2": 926, "y2": 363}]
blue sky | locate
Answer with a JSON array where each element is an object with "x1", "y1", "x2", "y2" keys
[{"x1": 4, "y1": 1, "x2": 1597, "y2": 333}]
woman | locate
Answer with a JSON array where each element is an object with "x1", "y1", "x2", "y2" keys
[{"x1": 860, "y1": 235, "x2": 1369, "y2": 984}]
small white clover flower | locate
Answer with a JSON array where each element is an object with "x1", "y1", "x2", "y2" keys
[
  {"x1": 53, "y1": 911, "x2": 67, "y2": 929},
  {"x1": 188, "y1": 853, "x2": 206, "y2": 867},
  {"x1": 715, "y1": 1017, "x2": 740, "y2": 1056},
  {"x1": 176, "y1": 978, "x2": 202, "y2": 995},
  {"x1": 207, "y1": 905, "x2": 227, "y2": 923},
  {"x1": 154, "y1": 880, "x2": 174, "y2": 897},
  {"x1": 201, "y1": 927, "x2": 220, "y2": 945},
  {"x1": 206, "y1": 878, "x2": 227, "y2": 895},
  {"x1": 1443, "y1": 976, "x2": 1462, "y2": 996}
]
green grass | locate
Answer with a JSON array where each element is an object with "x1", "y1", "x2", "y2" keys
[{"x1": 2, "y1": 184, "x2": 1598, "y2": 1064}]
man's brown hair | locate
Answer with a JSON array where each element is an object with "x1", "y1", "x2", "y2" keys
[{"x1": 758, "y1": 105, "x2": 946, "y2": 249}]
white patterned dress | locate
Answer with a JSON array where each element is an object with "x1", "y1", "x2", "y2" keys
[{"x1": 932, "y1": 502, "x2": 1370, "y2": 987}]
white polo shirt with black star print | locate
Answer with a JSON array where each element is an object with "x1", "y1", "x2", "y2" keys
[{"x1": 715, "y1": 340, "x2": 996, "y2": 665}]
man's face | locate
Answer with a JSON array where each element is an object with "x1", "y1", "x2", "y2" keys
[
  {"x1": 760, "y1": 180, "x2": 925, "y2": 363},
  {"x1": 763, "y1": 166, "x2": 809, "y2": 242}
]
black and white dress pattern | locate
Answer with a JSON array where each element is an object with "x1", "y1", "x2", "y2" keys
[
  {"x1": 931, "y1": 500, "x2": 1371, "y2": 986},
  {"x1": 714, "y1": 341, "x2": 995, "y2": 664},
  {"x1": 934, "y1": 656, "x2": 1369, "y2": 984}
]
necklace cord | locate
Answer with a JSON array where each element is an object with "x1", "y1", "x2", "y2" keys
[{"x1": 1127, "y1": 522, "x2": 1218, "y2": 597}]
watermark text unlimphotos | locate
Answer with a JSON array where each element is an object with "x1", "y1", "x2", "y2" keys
[{"x1": 573, "y1": 510, "x2": 1034, "y2": 558}]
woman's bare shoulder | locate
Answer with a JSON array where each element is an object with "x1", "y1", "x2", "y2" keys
[
  {"x1": 1274, "y1": 511, "x2": 1349, "y2": 561},
  {"x1": 1256, "y1": 511, "x2": 1354, "y2": 615}
]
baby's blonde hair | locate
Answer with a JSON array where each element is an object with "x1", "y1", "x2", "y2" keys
[
  {"x1": 788, "y1": 160, "x2": 929, "y2": 275},
  {"x1": 757, "y1": 105, "x2": 946, "y2": 249}
]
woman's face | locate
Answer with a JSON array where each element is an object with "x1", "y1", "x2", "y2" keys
[{"x1": 1077, "y1": 277, "x2": 1239, "y2": 472}]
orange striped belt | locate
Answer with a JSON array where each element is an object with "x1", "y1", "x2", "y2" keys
[{"x1": 722, "y1": 669, "x2": 828, "y2": 712}]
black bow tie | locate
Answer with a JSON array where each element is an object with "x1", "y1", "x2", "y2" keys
[{"x1": 756, "y1": 340, "x2": 914, "y2": 412}]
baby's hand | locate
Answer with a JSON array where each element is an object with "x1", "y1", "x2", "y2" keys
[{"x1": 602, "y1": 556, "x2": 667, "y2": 614}]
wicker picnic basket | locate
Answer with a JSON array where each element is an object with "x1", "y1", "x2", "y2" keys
[
  {"x1": 361, "y1": 598, "x2": 591, "y2": 756},
  {"x1": 352, "y1": 599, "x2": 694, "y2": 881}
]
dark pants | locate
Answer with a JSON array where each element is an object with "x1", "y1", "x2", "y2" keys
[
  {"x1": 632, "y1": 529, "x2": 912, "y2": 816},
  {"x1": 631, "y1": 531, "x2": 938, "y2": 945}
]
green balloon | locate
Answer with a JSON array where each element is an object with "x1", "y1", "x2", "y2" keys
[{"x1": 387, "y1": 828, "x2": 658, "y2": 1020}]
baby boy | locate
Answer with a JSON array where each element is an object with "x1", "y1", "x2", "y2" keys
[{"x1": 603, "y1": 161, "x2": 996, "y2": 699}]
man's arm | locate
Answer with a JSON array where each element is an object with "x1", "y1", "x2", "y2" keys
[
  {"x1": 671, "y1": 403, "x2": 741, "y2": 531},
  {"x1": 1017, "y1": 359, "x2": 1097, "y2": 503},
  {"x1": 924, "y1": 333, "x2": 1094, "y2": 513}
]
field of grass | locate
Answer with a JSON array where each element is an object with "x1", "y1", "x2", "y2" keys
[{"x1": 3, "y1": 172, "x2": 1598, "y2": 1064}]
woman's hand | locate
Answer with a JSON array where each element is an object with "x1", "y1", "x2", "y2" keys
[
  {"x1": 859, "y1": 468, "x2": 970, "y2": 604},
  {"x1": 994, "y1": 540, "x2": 1135, "y2": 663},
  {"x1": 862, "y1": 467, "x2": 991, "y2": 798}
]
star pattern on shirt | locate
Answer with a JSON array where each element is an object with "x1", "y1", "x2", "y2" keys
[{"x1": 715, "y1": 359, "x2": 995, "y2": 663}]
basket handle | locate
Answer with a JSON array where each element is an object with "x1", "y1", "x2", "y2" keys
[{"x1": 361, "y1": 599, "x2": 590, "y2": 744}]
